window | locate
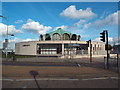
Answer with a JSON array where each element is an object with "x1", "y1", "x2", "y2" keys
[
  {"x1": 39, "y1": 34, "x2": 43, "y2": 41},
  {"x1": 71, "y1": 34, "x2": 77, "y2": 40},
  {"x1": 45, "y1": 34, "x2": 51, "y2": 40},
  {"x1": 23, "y1": 44, "x2": 30, "y2": 47},
  {"x1": 52, "y1": 33, "x2": 61, "y2": 40},
  {"x1": 78, "y1": 35, "x2": 81, "y2": 41},
  {"x1": 62, "y1": 33, "x2": 70, "y2": 40},
  {"x1": 95, "y1": 44, "x2": 96, "y2": 51}
]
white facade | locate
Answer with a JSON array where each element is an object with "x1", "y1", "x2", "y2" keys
[
  {"x1": 15, "y1": 42, "x2": 37, "y2": 55},
  {"x1": 15, "y1": 40, "x2": 106, "y2": 57}
]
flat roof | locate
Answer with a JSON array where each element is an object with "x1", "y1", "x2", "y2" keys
[{"x1": 16, "y1": 40, "x2": 105, "y2": 45}]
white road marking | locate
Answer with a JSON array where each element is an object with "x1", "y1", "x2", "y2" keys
[
  {"x1": 82, "y1": 77, "x2": 118, "y2": 81},
  {"x1": 16, "y1": 78, "x2": 79, "y2": 81},
  {"x1": 22, "y1": 86, "x2": 27, "y2": 89},
  {"x1": 2, "y1": 77, "x2": 118, "y2": 81},
  {"x1": 0, "y1": 79, "x2": 14, "y2": 81}
]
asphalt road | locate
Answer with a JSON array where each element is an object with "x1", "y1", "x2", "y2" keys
[
  {"x1": 2, "y1": 61, "x2": 78, "y2": 67},
  {"x1": 2, "y1": 77, "x2": 118, "y2": 88},
  {"x1": 2, "y1": 57, "x2": 119, "y2": 88},
  {"x1": 2, "y1": 57, "x2": 119, "y2": 72}
]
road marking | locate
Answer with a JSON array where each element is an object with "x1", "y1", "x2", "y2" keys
[
  {"x1": 2, "y1": 77, "x2": 118, "y2": 81},
  {"x1": 82, "y1": 77, "x2": 118, "y2": 81},
  {"x1": 16, "y1": 78, "x2": 79, "y2": 81},
  {"x1": 0, "y1": 79, "x2": 14, "y2": 81},
  {"x1": 22, "y1": 86, "x2": 27, "y2": 89}
]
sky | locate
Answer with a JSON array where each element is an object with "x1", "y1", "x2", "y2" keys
[{"x1": 0, "y1": 2, "x2": 119, "y2": 49}]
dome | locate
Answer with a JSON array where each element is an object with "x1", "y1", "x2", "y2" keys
[{"x1": 39, "y1": 28, "x2": 81, "y2": 41}]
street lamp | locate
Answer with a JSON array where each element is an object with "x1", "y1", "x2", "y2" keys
[{"x1": 0, "y1": 15, "x2": 14, "y2": 58}]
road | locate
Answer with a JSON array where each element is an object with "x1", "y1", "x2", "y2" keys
[
  {"x1": 2, "y1": 77, "x2": 118, "y2": 88},
  {"x1": 2, "y1": 57, "x2": 119, "y2": 88},
  {"x1": 3, "y1": 56, "x2": 119, "y2": 72}
]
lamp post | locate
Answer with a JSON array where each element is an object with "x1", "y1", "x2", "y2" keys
[
  {"x1": 70, "y1": 33, "x2": 72, "y2": 59},
  {"x1": 0, "y1": 15, "x2": 14, "y2": 58}
]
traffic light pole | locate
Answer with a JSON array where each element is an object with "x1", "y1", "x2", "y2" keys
[
  {"x1": 90, "y1": 40, "x2": 92, "y2": 62},
  {"x1": 100, "y1": 30, "x2": 109, "y2": 69},
  {"x1": 105, "y1": 30, "x2": 109, "y2": 69},
  {"x1": 86, "y1": 40, "x2": 92, "y2": 62}
]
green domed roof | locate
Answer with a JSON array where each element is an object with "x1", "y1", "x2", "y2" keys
[{"x1": 48, "y1": 28, "x2": 72, "y2": 36}]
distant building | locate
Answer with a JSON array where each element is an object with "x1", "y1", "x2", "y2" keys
[
  {"x1": 2, "y1": 41, "x2": 15, "y2": 55},
  {"x1": 111, "y1": 45, "x2": 120, "y2": 54},
  {"x1": 15, "y1": 28, "x2": 106, "y2": 58}
]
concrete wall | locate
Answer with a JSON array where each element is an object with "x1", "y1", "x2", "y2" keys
[
  {"x1": 15, "y1": 42, "x2": 37, "y2": 55},
  {"x1": 92, "y1": 42, "x2": 106, "y2": 55},
  {"x1": 15, "y1": 40, "x2": 106, "y2": 56}
]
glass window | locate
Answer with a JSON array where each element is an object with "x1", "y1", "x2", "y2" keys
[
  {"x1": 45, "y1": 34, "x2": 51, "y2": 40},
  {"x1": 71, "y1": 34, "x2": 77, "y2": 40},
  {"x1": 62, "y1": 33, "x2": 70, "y2": 40},
  {"x1": 52, "y1": 33, "x2": 61, "y2": 40}
]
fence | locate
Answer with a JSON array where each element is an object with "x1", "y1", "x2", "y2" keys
[{"x1": 104, "y1": 54, "x2": 119, "y2": 72}]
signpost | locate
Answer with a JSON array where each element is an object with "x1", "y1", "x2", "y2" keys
[{"x1": 30, "y1": 70, "x2": 41, "y2": 90}]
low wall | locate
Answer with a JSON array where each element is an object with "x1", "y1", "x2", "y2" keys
[{"x1": 60, "y1": 54, "x2": 117, "y2": 59}]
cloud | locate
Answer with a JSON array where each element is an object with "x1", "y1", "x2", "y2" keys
[
  {"x1": 112, "y1": 36, "x2": 120, "y2": 45},
  {"x1": 8, "y1": 37, "x2": 37, "y2": 43},
  {"x1": 83, "y1": 11, "x2": 118, "y2": 29},
  {"x1": 1, "y1": 37, "x2": 37, "y2": 49},
  {"x1": 21, "y1": 19, "x2": 52, "y2": 34},
  {"x1": 93, "y1": 36, "x2": 120, "y2": 45},
  {"x1": 3, "y1": 38, "x2": 38, "y2": 49},
  {"x1": 15, "y1": 20, "x2": 24, "y2": 24},
  {"x1": 22, "y1": 38, "x2": 37, "y2": 42},
  {"x1": 93, "y1": 37, "x2": 113, "y2": 43},
  {"x1": 0, "y1": 23, "x2": 23, "y2": 36},
  {"x1": 53, "y1": 25, "x2": 68, "y2": 31},
  {"x1": 74, "y1": 20, "x2": 87, "y2": 27},
  {"x1": 60, "y1": 5, "x2": 97, "y2": 19}
]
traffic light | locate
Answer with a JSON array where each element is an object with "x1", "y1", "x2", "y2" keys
[{"x1": 100, "y1": 31, "x2": 105, "y2": 42}]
